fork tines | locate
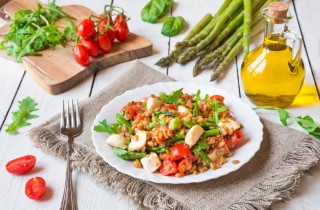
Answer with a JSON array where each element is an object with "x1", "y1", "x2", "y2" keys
[{"x1": 61, "y1": 99, "x2": 81, "y2": 130}]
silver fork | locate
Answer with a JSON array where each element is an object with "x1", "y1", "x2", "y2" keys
[{"x1": 60, "y1": 100, "x2": 82, "y2": 210}]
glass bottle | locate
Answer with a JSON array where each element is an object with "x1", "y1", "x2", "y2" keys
[{"x1": 241, "y1": 2, "x2": 304, "y2": 107}]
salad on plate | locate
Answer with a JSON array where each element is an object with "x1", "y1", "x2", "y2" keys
[{"x1": 93, "y1": 88, "x2": 244, "y2": 177}]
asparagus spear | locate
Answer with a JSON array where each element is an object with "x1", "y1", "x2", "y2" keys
[
  {"x1": 243, "y1": 0, "x2": 252, "y2": 58},
  {"x1": 155, "y1": 13, "x2": 212, "y2": 67},
  {"x1": 176, "y1": 0, "x2": 243, "y2": 64},
  {"x1": 175, "y1": 0, "x2": 233, "y2": 49}
]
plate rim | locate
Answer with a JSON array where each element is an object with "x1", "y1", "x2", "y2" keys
[{"x1": 91, "y1": 82, "x2": 264, "y2": 184}]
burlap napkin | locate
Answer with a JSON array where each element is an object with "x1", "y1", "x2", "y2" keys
[{"x1": 29, "y1": 60, "x2": 320, "y2": 210}]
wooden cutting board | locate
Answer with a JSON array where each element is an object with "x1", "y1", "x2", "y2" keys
[{"x1": 0, "y1": 0, "x2": 153, "y2": 94}]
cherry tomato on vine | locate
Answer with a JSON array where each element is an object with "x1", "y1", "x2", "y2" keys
[
  {"x1": 73, "y1": 45, "x2": 90, "y2": 66},
  {"x1": 114, "y1": 14, "x2": 129, "y2": 42},
  {"x1": 97, "y1": 33, "x2": 112, "y2": 53},
  {"x1": 78, "y1": 19, "x2": 95, "y2": 37},
  {"x1": 224, "y1": 130, "x2": 244, "y2": 150},
  {"x1": 98, "y1": 15, "x2": 116, "y2": 43},
  {"x1": 25, "y1": 177, "x2": 46, "y2": 200},
  {"x1": 6, "y1": 155, "x2": 36, "y2": 175},
  {"x1": 79, "y1": 37, "x2": 99, "y2": 57},
  {"x1": 170, "y1": 144, "x2": 191, "y2": 160}
]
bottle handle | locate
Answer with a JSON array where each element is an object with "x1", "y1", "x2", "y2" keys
[{"x1": 283, "y1": 29, "x2": 302, "y2": 73}]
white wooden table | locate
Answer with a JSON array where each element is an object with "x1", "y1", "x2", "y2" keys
[{"x1": 0, "y1": 0, "x2": 319, "y2": 209}]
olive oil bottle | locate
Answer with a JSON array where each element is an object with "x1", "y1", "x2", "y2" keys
[{"x1": 241, "y1": 2, "x2": 304, "y2": 107}]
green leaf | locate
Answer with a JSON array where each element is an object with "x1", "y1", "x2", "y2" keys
[
  {"x1": 194, "y1": 90, "x2": 201, "y2": 101},
  {"x1": 5, "y1": 97, "x2": 38, "y2": 134},
  {"x1": 277, "y1": 108, "x2": 289, "y2": 126},
  {"x1": 161, "y1": 16, "x2": 185, "y2": 37},
  {"x1": 165, "y1": 88, "x2": 183, "y2": 104},
  {"x1": 93, "y1": 119, "x2": 119, "y2": 134},
  {"x1": 158, "y1": 0, "x2": 174, "y2": 18},
  {"x1": 141, "y1": 0, "x2": 165, "y2": 23}
]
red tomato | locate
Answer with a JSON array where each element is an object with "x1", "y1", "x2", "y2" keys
[
  {"x1": 78, "y1": 19, "x2": 95, "y2": 37},
  {"x1": 224, "y1": 130, "x2": 244, "y2": 150},
  {"x1": 209, "y1": 95, "x2": 225, "y2": 101},
  {"x1": 73, "y1": 45, "x2": 90, "y2": 66},
  {"x1": 170, "y1": 144, "x2": 191, "y2": 160},
  {"x1": 98, "y1": 15, "x2": 116, "y2": 43},
  {"x1": 178, "y1": 158, "x2": 192, "y2": 175},
  {"x1": 6, "y1": 155, "x2": 36, "y2": 175},
  {"x1": 79, "y1": 37, "x2": 99, "y2": 57},
  {"x1": 114, "y1": 14, "x2": 129, "y2": 42},
  {"x1": 97, "y1": 33, "x2": 112, "y2": 53},
  {"x1": 25, "y1": 177, "x2": 46, "y2": 200},
  {"x1": 127, "y1": 105, "x2": 138, "y2": 118},
  {"x1": 160, "y1": 158, "x2": 178, "y2": 176},
  {"x1": 163, "y1": 104, "x2": 177, "y2": 110}
]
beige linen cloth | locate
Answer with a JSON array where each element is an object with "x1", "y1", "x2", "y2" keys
[{"x1": 29, "y1": 60, "x2": 320, "y2": 210}]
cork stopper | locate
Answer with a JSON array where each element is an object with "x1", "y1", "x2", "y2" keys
[{"x1": 267, "y1": 2, "x2": 288, "y2": 19}]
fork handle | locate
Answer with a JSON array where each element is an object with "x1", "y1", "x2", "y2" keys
[{"x1": 60, "y1": 138, "x2": 77, "y2": 210}]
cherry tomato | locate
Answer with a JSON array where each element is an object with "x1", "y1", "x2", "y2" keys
[
  {"x1": 163, "y1": 104, "x2": 177, "y2": 110},
  {"x1": 160, "y1": 157, "x2": 178, "y2": 176},
  {"x1": 73, "y1": 45, "x2": 90, "y2": 66},
  {"x1": 114, "y1": 14, "x2": 129, "y2": 42},
  {"x1": 209, "y1": 95, "x2": 225, "y2": 101},
  {"x1": 79, "y1": 37, "x2": 99, "y2": 57},
  {"x1": 178, "y1": 158, "x2": 192, "y2": 175},
  {"x1": 224, "y1": 130, "x2": 244, "y2": 150},
  {"x1": 25, "y1": 177, "x2": 46, "y2": 200},
  {"x1": 78, "y1": 19, "x2": 95, "y2": 37},
  {"x1": 6, "y1": 155, "x2": 36, "y2": 175},
  {"x1": 97, "y1": 33, "x2": 112, "y2": 53},
  {"x1": 98, "y1": 15, "x2": 116, "y2": 43},
  {"x1": 170, "y1": 144, "x2": 191, "y2": 160}
]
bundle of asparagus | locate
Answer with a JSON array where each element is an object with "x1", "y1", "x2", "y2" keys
[{"x1": 155, "y1": 0, "x2": 276, "y2": 81}]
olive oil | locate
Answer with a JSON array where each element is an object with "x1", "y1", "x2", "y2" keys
[
  {"x1": 241, "y1": 2, "x2": 305, "y2": 107},
  {"x1": 241, "y1": 35, "x2": 305, "y2": 107}
]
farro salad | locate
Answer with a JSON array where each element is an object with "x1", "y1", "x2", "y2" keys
[{"x1": 93, "y1": 89, "x2": 244, "y2": 177}]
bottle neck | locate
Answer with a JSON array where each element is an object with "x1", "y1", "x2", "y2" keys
[{"x1": 264, "y1": 20, "x2": 288, "y2": 50}]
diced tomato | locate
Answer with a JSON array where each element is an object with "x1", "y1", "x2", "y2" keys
[
  {"x1": 170, "y1": 144, "x2": 191, "y2": 160},
  {"x1": 163, "y1": 104, "x2": 177, "y2": 110},
  {"x1": 127, "y1": 106, "x2": 138, "y2": 118},
  {"x1": 25, "y1": 177, "x2": 46, "y2": 200},
  {"x1": 209, "y1": 95, "x2": 225, "y2": 102},
  {"x1": 6, "y1": 155, "x2": 36, "y2": 175},
  {"x1": 160, "y1": 157, "x2": 178, "y2": 176},
  {"x1": 224, "y1": 130, "x2": 244, "y2": 150},
  {"x1": 178, "y1": 158, "x2": 192, "y2": 176},
  {"x1": 155, "y1": 126, "x2": 173, "y2": 143},
  {"x1": 133, "y1": 101, "x2": 143, "y2": 106}
]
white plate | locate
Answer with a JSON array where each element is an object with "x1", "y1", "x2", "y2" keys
[{"x1": 91, "y1": 82, "x2": 263, "y2": 184}]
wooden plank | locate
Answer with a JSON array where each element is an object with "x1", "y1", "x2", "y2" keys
[
  {"x1": 293, "y1": 0, "x2": 320, "y2": 97},
  {"x1": 167, "y1": 0, "x2": 241, "y2": 97},
  {"x1": 0, "y1": 0, "x2": 153, "y2": 95}
]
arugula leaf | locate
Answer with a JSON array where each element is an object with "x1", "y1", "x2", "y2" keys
[
  {"x1": 5, "y1": 97, "x2": 38, "y2": 134},
  {"x1": 192, "y1": 134, "x2": 211, "y2": 165},
  {"x1": 0, "y1": 3, "x2": 76, "y2": 62},
  {"x1": 194, "y1": 90, "x2": 201, "y2": 101},
  {"x1": 254, "y1": 106, "x2": 320, "y2": 140},
  {"x1": 93, "y1": 119, "x2": 119, "y2": 134},
  {"x1": 165, "y1": 88, "x2": 183, "y2": 104}
]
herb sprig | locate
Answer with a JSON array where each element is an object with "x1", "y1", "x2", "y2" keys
[
  {"x1": 254, "y1": 106, "x2": 320, "y2": 140},
  {"x1": 0, "y1": 3, "x2": 76, "y2": 62},
  {"x1": 5, "y1": 97, "x2": 38, "y2": 134}
]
